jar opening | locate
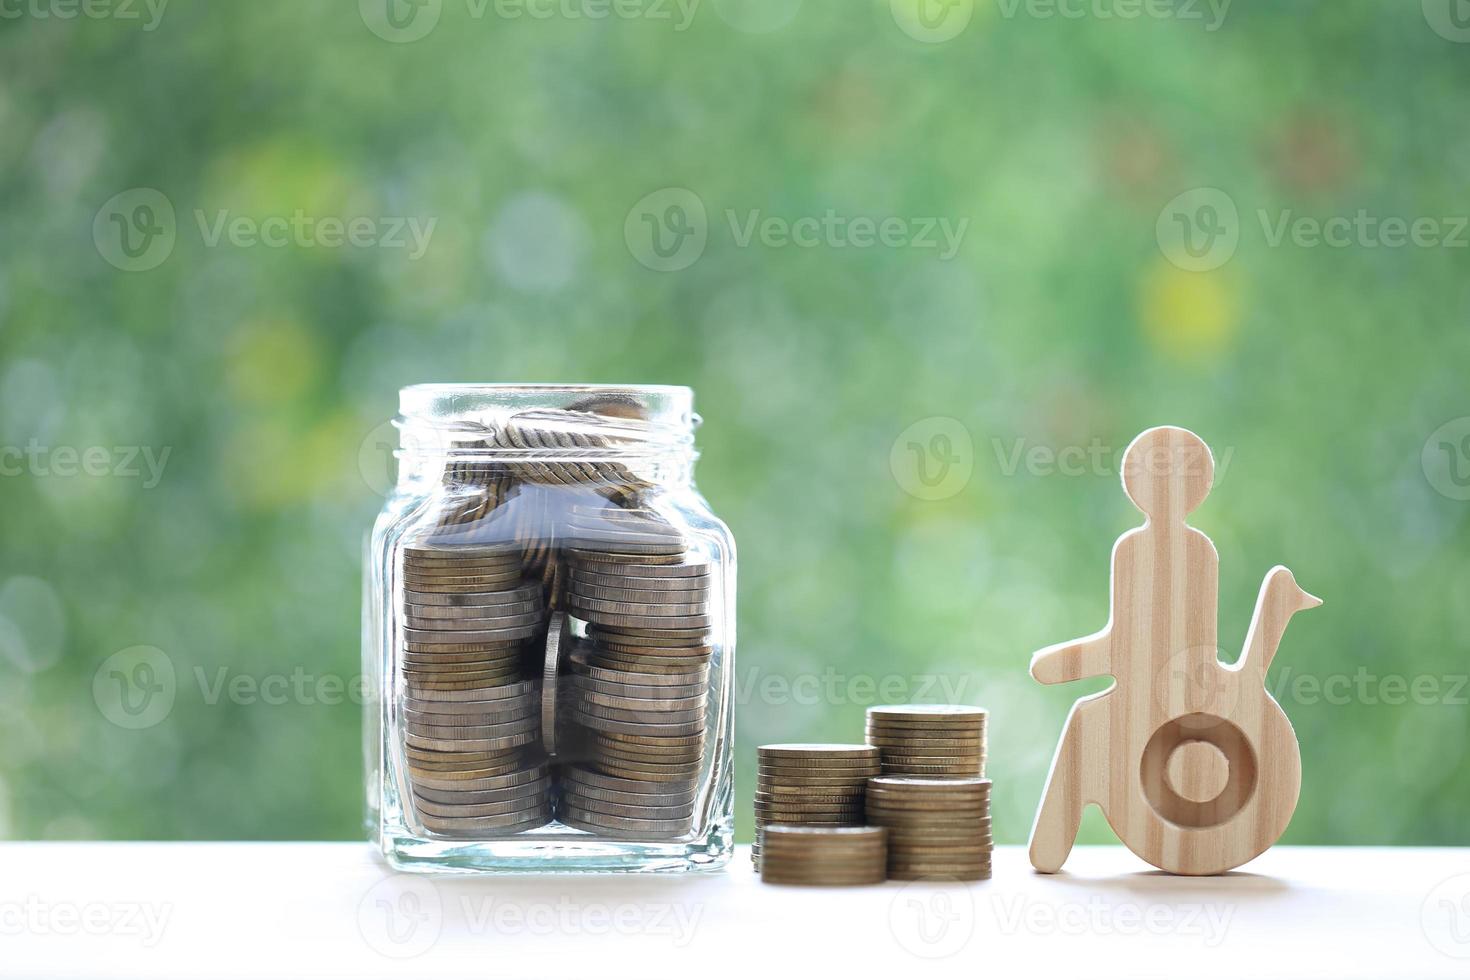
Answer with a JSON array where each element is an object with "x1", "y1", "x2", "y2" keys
[{"x1": 396, "y1": 384, "x2": 698, "y2": 462}]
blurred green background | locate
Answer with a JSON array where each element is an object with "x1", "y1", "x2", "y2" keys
[{"x1": 0, "y1": 0, "x2": 1466, "y2": 846}]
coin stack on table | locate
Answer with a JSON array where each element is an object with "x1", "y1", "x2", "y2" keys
[
  {"x1": 399, "y1": 540, "x2": 552, "y2": 836},
  {"x1": 865, "y1": 705, "x2": 988, "y2": 777},
  {"x1": 864, "y1": 776, "x2": 993, "y2": 880},
  {"x1": 753, "y1": 744, "x2": 881, "y2": 869},
  {"x1": 758, "y1": 826, "x2": 888, "y2": 886},
  {"x1": 555, "y1": 503, "x2": 713, "y2": 840}
]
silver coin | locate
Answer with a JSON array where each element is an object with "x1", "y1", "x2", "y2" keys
[
  {"x1": 404, "y1": 705, "x2": 538, "y2": 729},
  {"x1": 541, "y1": 612, "x2": 567, "y2": 756},
  {"x1": 414, "y1": 792, "x2": 550, "y2": 818},
  {"x1": 408, "y1": 765, "x2": 549, "y2": 792},
  {"x1": 564, "y1": 547, "x2": 690, "y2": 565},
  {"x1": 403, "y1": 680, "x2": 536, "y2": 703},
  {"x1": 578, "y1": 690, "x2": 708, "y2": 713},
  {"x1": 559, "y1": 805, "x2": 694, "y2": 834},
  {"x1": 404, "y1": 610, "x2": 544, "y2": 631},
  {"x1": 562, "y1": 792, "x2": 696, "y2": 821},
  {"x1": 572, "y1": 713, "x2": 705, "y2": 738},
  {"x1": 412, "y1": 777, "x2": 551, "y2": 806},
  {"x1": 403, "y1": 624, "x2": 540, "y2": 644},
  {"x1": 420, "y1": 808, "x2": 551, "y2": 835},
  {"x1": 569, "y1": 569, "x2": 712, "y2": 592},
  {"x1": 569, "y1": 656, "x2": 708, "y2": 687},
  {"x1": 573, "y1": 701, "x2": 706, "y2": 725},
  {"x1": 403, "y1": 543, "x2": 523, "y2": 561},
  {"x1": 561, "y1": 780, "x2": 698, "y2": 809},
  {"x1": 568, "y1": 595, "x2": 711, "y2": 617},
  {"x1": 562, "y1": 765, "x2": 695, "y2": 795},
  {"x1": 405, "y1": 585, "x2": 542, "y2": 607},
  {"x1": 572, "y1": 676, "x2": 706, "y2": 701},
  {"x1": 405, "y1": 599, "x2": 542, "y2": 619},
  {"x1": 588, "y1": 626, "x2": 711, "y2": 644},
  {"x1": 567, "y1": 556, "x2": 711, "y2": 577},
  {"x1": 405, "y1": 731, "x2": 539, "y2": 753},
  {"x1": 405, "y1": 718, "x2": 539, "y2": 741}
]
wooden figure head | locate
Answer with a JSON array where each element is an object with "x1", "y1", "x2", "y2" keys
[{"x1": 1121, "y1": 425, "x2": 1214, "y2": 523}]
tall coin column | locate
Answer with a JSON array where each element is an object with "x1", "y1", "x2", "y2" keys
[
  {"x1": 556, "y1": 503, "x2": 713, "y2": 839},
  {"x1": 399, "y1": 541, "x2": 552, "y2": 836}
]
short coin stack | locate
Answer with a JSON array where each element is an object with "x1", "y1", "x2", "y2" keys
[
  {"x1": 758, "y1": 826, "x2": 888, "y2": 886},
  {"x1": 399, "y1": 540, "x2": 551, "y2": 836},
  {"x1": 753, "y1": 744, "x2": 880, "y2": 869},
  {"x1": 865, "y1": 776, "x2": 992, "y2": 880},
  {"x1": 865, "y1": 705, "x2": 988, "y2": 777},
  {"x1": 556, "y1": 503, "x2": 713, "y2": 840}
]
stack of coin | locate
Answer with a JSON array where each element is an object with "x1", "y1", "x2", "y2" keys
[
  {"x1": 865, "y1": 776, "x2": 992, "y2": 881},
  {"x1": 558, "y1": 764, "x2": 703, "y2": 839},
  {"x1": 554, "y1": 503, "x2": 714, "y2": 839},
  {"x1": 758, "y1": 826, "x2": 888, "y2": 886},
  {"x1": 399, "y1": 540, "x2": 551, "y2": 835},
  {"x1": 865, "y1": 705, "x2": 988, "y2": 777},
  {"x1": 753, "y1": 744, "x2": 880, "y2": 868}
]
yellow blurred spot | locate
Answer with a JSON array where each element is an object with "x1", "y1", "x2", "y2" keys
[
  {"x1": 227, "y1": 314, "x2": 320, "y2": 405},
  {"x1": 203, "y1": 138, "x2": 356, "y2": 219},
  {"x1": 1138, "y1": 261, "x2": 1237, "y2": 362}
]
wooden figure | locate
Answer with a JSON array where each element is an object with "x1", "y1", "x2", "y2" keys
[{"x1": 1028, "y1": 426, "x2": 1321, "y2": 876}]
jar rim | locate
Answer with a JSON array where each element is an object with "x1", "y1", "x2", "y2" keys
[{"x1": 396, "y1": 383, "x2": 698, "y2": 460}]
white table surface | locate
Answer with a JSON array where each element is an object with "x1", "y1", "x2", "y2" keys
[{"x1": 1, "y1": 843, "x2": 1468, "y2": 979}]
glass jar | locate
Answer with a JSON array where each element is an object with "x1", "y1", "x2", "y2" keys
[{"x1": 365, "y1": 384, "x2": 735, "y2": 873}]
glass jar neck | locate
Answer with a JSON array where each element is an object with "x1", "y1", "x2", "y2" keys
[{"x1": 394, "y1": 384, "x2": 699, "y2": 490}]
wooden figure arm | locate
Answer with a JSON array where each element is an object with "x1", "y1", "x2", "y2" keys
[{"x1": 1030, "y1": 630, "x2": 1113, "y2": 684}]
